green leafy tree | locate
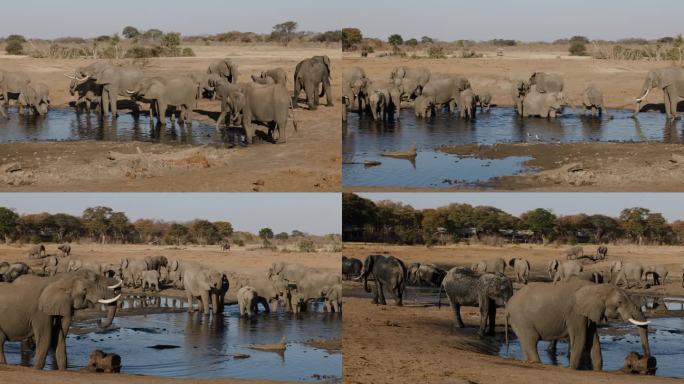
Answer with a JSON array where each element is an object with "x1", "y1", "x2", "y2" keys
[
  {"x1": 272, "y1": 21, "x2": 298, "y2": 46},
  {"x1": 109, "y1": 211, "x2": 131, "y2": 243},
  {"x1": 166, "y1": 223, "x2": 188, "y2": 245},
  {"x1": 388, "y1": 34, "x2": 403, "y2": 46},
  {"x1": 190, "y1": 220, "x2": 218, "y2": 245},
  {"x1": 342, "y1": 27, "x2": 362, "y2": 51},
  {"x1": 82, "y1": 206, "x2": 113, "y2": 244},
  {"x1": 420, "y1": 36, "x2": 434, "y2": 44},
  {"x1": 259, "y1": 228, "x2": 274, "y2": 240},
  {"x1": 569, "y1": 40, "x2": 587, "y2": 56},
  {"x1": 122, "y1": 26, "x2": 140, "y2": 39},
  {"x1": 143, "y1": 29, "x2": 163, "y2": 41},
  {"x1": 275, "y1": 232, "x2": 289, "y2": 241},
  {"x1": 405, "y1": 38, "x2": 418, "y2": 47},
  {"x1": 161, "y1": 32, "x2": 181, "y2": 48},
  {"x1": 51, "y1": 213, "x2": 83, "y2": 242},
  {"x1": 213, "y1": 221, "x2": 234, "y2": 239},
  {"x1": 0, "y1": 207, "x2": 19, "y2": 243},
  {"x1": 521, "y1": 208, "x2": 557, "y2": 243},
  {"x1": 619, "y1": 207, "x2": 650, "y2": 245},
  {"x1": 291, "y1": 229, "x2": 305, "y2": 237}
]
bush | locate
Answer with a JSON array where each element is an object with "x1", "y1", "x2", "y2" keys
[
  {"x1": 181, "y1": 47, "x2": 195, "y2": 57},
  {"x1": 569, "y1": 41, "x2": 587, "y2": 56},
  {"x1": 5, "y1": 40, "x2": 23, "y2": 55},
  {"x1": 491, "y1": 39, "x2": 516, "y2": 46},
  {"x1": 298, "y1": 239, "x2": 316, "y2": 252},
  {"x1": 427, "y1": 46, "x2": 446, "y2": 59},
  {"x1": 235, "y1": 239, "x2": 245, "y2": 247}
]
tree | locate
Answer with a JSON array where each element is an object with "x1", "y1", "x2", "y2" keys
[
  {"x1": 109, "y1": 211, "x2": 132, "y2": 243},
  {"x1": 213, "y1": 221, "x2": 234, "y2": 239},
  {"x1": 341, "y1": 28, "x2": 362, "y2": 51},
  {"x1": 6, "y1": 34, "x2": 26, "y2": 43},
  {"x1": 134, "y1": 219, "x2": 162, "y2": 243},
  {"x1": 569, "y1": 36, "x2": 590, "y2": 44},
  {"x1": 673, "y1": 34, "x2": 683, "y2": 62},
  {"x1": 51, "y1": 213, "x2": 83, "y2": 242},
  {"x1": 521, "y1": 208, "x2": 557, "y2": 243},
  {"x1": 259, "y1": 228, "x2": 274, "y2": 240},
  {"x1": 405, "y1": 38, "x2": 418, "y2": 47},
  {"x1": 143, "y1": 29, "x2": 163, "y2": 41},
  {"x1": 0, "y1": 207, "x2": 19, "y2": 243},
  {"x1": 161, "y1": 32, "x2": 181, "y2": 48},
  {"x1": 5, "y1": 40, "x2": 23, "y2": 55},
  {"x1": 569, "y1": 40, "x2": 587, "y2": 56},
  {"x1": 122, "y1": 26, "x2": 140, "y2": 39},
  {"x1": 272, "y1": 21, "x2": 298, "y2": 46},
  {"x1": 291, "y1": 230, "x2": 305, "y2": 237},
  {"x1": 82, "y1": 206, "x2": 113, "y2": 244},
  {"x1": 166, "y1": 223, "x2": 188, "y2": 245},
  {"x1": 275, "y1": 232, "x2": 289, "y2": 241},
  {"x1": 190, "y1": 220, "x2": 218, "y2": 245},
  {"x1": 388, "y1": 34, "x2": 404, "y2": 47},
  {"x1": 619, "y1": 207, "x2": 650, "y2": 245},
  {"x1": 420, "y1": 36, "x2": 434, "y2": 44}
]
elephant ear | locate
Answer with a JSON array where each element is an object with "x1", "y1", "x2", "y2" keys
[
  {"x1": 322, "y1": 56, "x2": 331, "y2": 73},
  {"x1": 96, "y1": 69, "x2": 114, "y2": 85},
  {"x1": 656, "y1": 70, "x2": 674, "y2": 88},
  {"x1": 171, "y1": 260, "x2": 179, "y2": 271},
  {"x1": 39, "y1": 279, "x2": 74, "y2": 317},
  {"x1": 508, "y1": 258, "x2": 516, "y2": 267},
  {"x1": 573, "y1": 285, "x2": 609, "y2": 323}
]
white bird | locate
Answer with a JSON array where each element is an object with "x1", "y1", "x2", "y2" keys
[{"x1": 535, "y1": 134, "x2": 541, "y2": 141}]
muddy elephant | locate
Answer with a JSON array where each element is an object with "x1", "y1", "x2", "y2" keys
[
  {"x1": 1, "y1": 262, "x2": 32, "y2": 282},
  {"x1": 472, "y1": 258, "x2": 506, "y2": 274},
  {"x1": 549, "y1": 260, "x2": 583, "y2": 283},
  {"x1": 407, "y1": 263, "x2": 445, "y2": 287},
  {"x1": 609, "y1": 260, "x2": 644, "y2": 288},
  {"x1": 459, "y1": 88, "x2": 477, "y2": 119},
  {"x1": 439, "y1": 267, "x2": 513, "y2": 335},
  {"x1": 522, "y1": 85, "x2": 563, "y2": 118},
  {"x1": 141, "y1": 270, "x2": 160, "y2": 291},
  {"x1": 565, "y1": 246, "x2": 584, "y2": 260},
  {"x1": 356, "y1": 254, "x2": 406, "y2": 306},
  {"x1": 144, "y1": 256, "x2": 168, "y2": 272},
  {"x1": 128, "y1": 77, "x2": 197, "y2": 125},
  {"x1": 643, "y1": 265, "x2": 669, "y2": 285},
  {"x1": 183, "y1": 266, "x2": 223, "y2": 315},
  {"x1": 321, "y1": 283, "x2": 342, "y2": 312},
  {"x1": 251, "y1": 67, "x2": 287, "y2": 86},
  {"x1": 422, "y1": 77, "x2": 470, "y2": 113},
  {"x1": 343, "y1": 66, "x2": 368, "y2": 112},
  {"x1": 390, "y1": 66, "x2": 431, "y2": 95},
  {"x1": 207, "y1": 58, "x2": 238, "y2": 84},
  {"x1": 508, "y1": 258, "x2": 530, "y2": 284},
  {"x1": 18, "y1": 82, "x2": 50, "y2": 116},
  {"x1": 71, "y1": 63, "x2": 143, "y2": 119},
  {"x1": 0, "y1": 271, "x2": 120, "y2": 370},
  {"x1": 529, "y1": 72, "x2": 564, "y2": 94},
  {"x1": 293, "y1": 55, "x2": 333, "y2": 109},
  {"x1": 634, "y1": 67, "x2": 684, "y2": 120},
  {"x1": 478, "y1": 92, "x2": 492, "y2": 112},
  {"x1": 581, "y1": 86, "x2": 610, "y2": 117},
  {"x1": 342, "y1": 256, "x2": 362, "y2": 280},
  {"x1": 57, "y1": 243, "x2": 71, "y2": 257},
  {"x1": 413, "y1": 95, "x2": 434, "y2": 118},
  {"x1": 506, "y1": 280, "x2": 651, "y2": 370},
  {"x1": 510, "y1": 79, "x2": 530, "y2": 115},
  {"x1": 237, "y1": 286, "x2": 259, "y2": 317},
  {"x1": 0, "y1": 70, "x2": 30, "y2": 111},
  {"x1": 68, "y1": 75, "x2": 100, "y2": 112},
  {"x1": 87, "y1": 350, "x2": 121, "y2": 373},
  {"x1": 27, "y1": 244, "x2": 46, "y2": 259}
]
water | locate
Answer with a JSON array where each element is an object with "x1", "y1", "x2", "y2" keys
[
  {"x1": 2, "y1": 296, "x2": 341, "y2": 382},
  {"x1": 0, "y1": 107, "x2": 248, "y2": 146}
]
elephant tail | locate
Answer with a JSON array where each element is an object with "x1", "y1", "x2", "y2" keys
[{"x1": 437, "y1": 281, "x2": 444, "y2": 309}]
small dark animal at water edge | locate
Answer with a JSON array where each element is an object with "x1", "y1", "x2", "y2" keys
[
  {"x1": 147, "y1": 344, "x2": 181, "y2": 350},
  {"x1": 621, "y1": 351, "x2": 657, "y2": 375},
  {"x1": 87, "y1": 350, "x2": 122, "y2": 373}
]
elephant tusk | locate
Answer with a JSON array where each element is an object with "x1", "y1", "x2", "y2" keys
[
  {"x1": 126, "y1": 90, "x2": 136, "y2": 94},
  {"x1": 353, "y1": 275, "x2": 364, "y2": 281},
  {"x1": 108, "y1": 279, "x2": 123, "y2": 289},
  {"x1": 98, "y1": 294, "x2": 121, "y2": 304},
  {"x1": 628, "y1": 318, "x2": 650, "y2": 326},
  {"x1": 635, "y1": 87, "x2": 651, "y2": 102},
  {"x1": 64, "y1": 74, "x2": 77, "y2": 80}
]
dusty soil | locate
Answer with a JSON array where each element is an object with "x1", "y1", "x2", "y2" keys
[
  {"x1": 343, "y1": 54, "x2": 684, "y2": 191},
  {"x1": 342, "y1": 242, "x2": 684, "y2": 384},
  {"x1": 0, "y1": 44, "x2": 341, "y2": 192}
]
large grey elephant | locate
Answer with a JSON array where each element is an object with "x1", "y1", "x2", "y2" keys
[
  {"x1": 634, "y1": 67, "x2": 684, "y2": 120},
  {"x1": 413, "y1": 95, "x2": 434, "y2": 118},
  {"x1": 1, "y1": 262, "x2": 32, "y2": 282},
  {"x1": 281, "y1": 271, "x2": 341, "y2": 312},
  {"x1": 120, "y1": 258, "x2": 149, "y2": 287},
  {"x1": 144, "y1": 256, "x2": 168, "y2": 272},
  {"x1": 0, "y1": 271, "x2": 121, "y2": 370},
  {"x1": 508, "y1": 258, "x2": 530, "y2": 284},
  {"x1": 343, "y1": 66, "x2": 367, "y2": 112},
  {"x1": 355, "y1": 254, "x2": 406, "y2": 306},
  {"x1": 183, "y1": 265, "x2": 224, "y2": 315},
  {"x1": 472, "y1": 258, "x2": 506, "y2": 274},
  {"x1": 422, "y1": 77, "x2": 470, "y2": 113},
  {"x1": 127, "y1": 77, "x2": 197, "y2": 125},
  {"x1": 71, "y1": 63, "x2": 143, "y2": 118},
  {"x1": 581, "y1": 86, "x2": 610, "y2": 117},
  {"x1": 57, "y1": 243, "x2": 71, "y2": 257},
  {"x1": 506, "y1": 280, "x2": 651, "y2": 370},
  {"x1": 438, "y1": 267, "x2": 513, "y2": 335},
  {"x1": 251, "y1": 67, "x2": 287, "y2": 86},
  {"x1": 643, "y1": 265, "x2": 668, "y2": 286},
  {"x1": 18, "y1": 82, "x2": 50, "y2": 116},
  {"x1": 548, "y1": 259, "x2": 583, "y2": 283},
  {"x1": 522, "y1": 85, "x2": 563, "y2": 118},
  {"x1": 407, "y1": 263, "x2": 446, "y2": 287},
  {"x1": 390, "y1": 66, "x2": 431, "y2": 95},
  {"x1": 459, "y1": 88, "x2": 477, "y2": 119},
  {"x1": 207, "y1": 58, "x2": 238, "y2": 84},
  {"x1": 0, "y1": 70, "x2": 30, "y2": 110},
  {"x1": 529, "y1": 72, "x2": 564, "y2": 94},
  {"x1": 609, "y1": 260, "x2": 644, "y2": 288},
  {"x1": 68, "y1": 75, "x2": 100, "y2": 113},
  {"x1": 293, "y1": 55, "x2": 333, "y2": 109},
  {"x1": 27, "y1": 244, "x2": 46, "y2": 259},
  {"x1": 342, "y1": 256, "x2": 363, "y2": 280},
  {"x1": 165, "y1": 259, "x2": 200, "y2": 288},
  {"x1": 510, "y1": 79, "x2": 530, "y2": 115}
]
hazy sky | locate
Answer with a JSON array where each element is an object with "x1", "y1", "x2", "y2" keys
[
  {"x1": 0, "y1": 193, "x2": 341, "y2": 234},
  {"x1": 339, "y1": 0, "x2": 683, "y2": 41},
  {"x1": 359, "y1": 193, "x2": 684, "y2": 221},
  {"x1": 0, "y1": 0, "x2": 336, "y2": 39}
]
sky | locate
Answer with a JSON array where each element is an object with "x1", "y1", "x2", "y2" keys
[
  {"x1": 2, "y1": 0, "x2": 681, "y2": 41},
  {"x1": 0, "y1": 193, "x2": 341, "y2": 235},
  {"x1": 358, "y1": 193, "x2": 684, "y2": 221}
]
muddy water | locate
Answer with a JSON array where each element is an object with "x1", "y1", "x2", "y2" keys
[
  {"x1": 2, "y1": 297, "x2": 341, "y2": 381},
  {"x1": 0, "y1": 107, "x2": 246, "y2": 146}
]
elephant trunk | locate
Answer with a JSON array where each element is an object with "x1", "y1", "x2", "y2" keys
[
  {"x1": 634, "y1": 80, "x2": 652, "y2": 115},
  {"x1": 99, "y1": 303, "x2": 118, "y2": 329},
  {"x1": 363, "y1": 272, "x2": 371, "y2": 293},
  {"x1": 638, "y1": 324, "x2": 651, "y2": 357}
]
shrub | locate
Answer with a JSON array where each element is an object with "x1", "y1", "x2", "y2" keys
[
  {"x1": 491, "y1": 39, "x2": 516, "y2": 46},
  {"x1": 427, "y1": 45, "x2": 446, "y2": 59},
  {"x1": 235, "y1": 239, "x2": 245, "y2": 247},
  {"x1": 461, "y1": 49, "x2": 482, "y2": 58},
  {"x1": 569, "y1": 41, "x2": 587, "y2": 56},
  {"x1": 388, "y1": 34, "x2": 403, "y2": 46},
  {"x1": 5, "y1": 40, "x2": 24, "y2": 55},
  {"x1": 181, "y1": 47, "x2": 195, "y2": 57},
  {"x1": 405, "y1": 38, "x2": 418, "y2": 47},
  {"x1": 298, "y1": 239, "x2": 316, "y2": 252}
]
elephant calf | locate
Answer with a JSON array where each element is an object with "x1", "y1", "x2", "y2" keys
[
  {"x1": 643, "y1": 265, "x2": 669, "y2": 286},
  {"x1": 413, "y1": 95, "x2": 434, "y2": 118},
  {"x1": 548, "y1": 260, "x2": 583, "y2": 283},
  {"x1": 18, "y1": 82, "x2": 50, "y2": 116},
  {"x1": 141, "y1": 270, "x2": 161, "y2": 291},
  {"x1": 478, "y1": 92, "x2": 492, "y2": 112},
  {"x1": 2, "y1": 262, "x2": 31, "y2": 282},
  {"x1": 459, "y1": 88, "x2": 477, "y2": 120},
  {"x1": 522, "y1": 85, "x2": 563, "y2": 118},
  {"x1": 472, "y1": 258, "x2": 506, "y2": 274},
  {"x1": 57, "y1": 243, "x2": 71, "y2": 257},
  {"x1": 342, "y1": 256, "x2": 362, "y2": 280},
  {"x1": 27, "y1": 244, "x2": 46, "y2": 259},
  {"x1": 129, "y1": 77, "x2": 197, "y2": 126},
  {"x1": 581, "y1": 86, "x2": 610, "y2": 117},
  {"x1": 565, "y1": 245, "x2": 584, "y2": 260},
  {"x1": 251, "y1": 68, "x2": 287, "y2": 86},
  {"x1": 508, "y1": 258, "x2": 530, "y2": 284},
  {"x1": 238, "y1": 286, "x2": 259, "y2": 317},
  {"x1": 87, "y1": 350, "x2": 122, "y2": 373}
]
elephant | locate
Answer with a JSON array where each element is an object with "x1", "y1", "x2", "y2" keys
[
  {"x1": 220, "y1": 241, "x2": 230, "y2": 251},
  {"x1": 237, "y1": 286, "x2": 259, "y2": 317},
  {"x1": 57, "y1": 243, "x2": 71, "y2": 257},
  {"x1": 207, "y1": 58, "x2": 238, "y2": 84},
  {"x1": 581, "y1": 86, "x2": 610, "y2": 117},
  {"x1": 144, "y1": 256, "x2": 168, "y2": 272},
  {"x1": 356, "y1": 254, "x2": 406, "y2": 306},
  {"x1": 212, "y1": 272, "x2": 230, "y2": 314},
  {"x1": 27, "y1": 244, "x2": 46, "y2": 259},
  {"x1": 41, "y1": 256, "x2": 69, "y2": 276},
  {"x1": 67, "y1": 259, "x2": 104, "y2": 276},
  {"x1": 522, "y1": 85, "x2": 563, "y2": 118},
  {"x1": 459, "y1": 88, "x2": 477, "y2": 119},
  {"x1": 321, "y1": 284, "x2": 342, "y2": 312},
  {"x1": 141, "y1": 270, "x2": 160, "y2": 291},
  {"x1": 548, "y1": 260, "x2": 583, "y2": 283},
  {"x1": 422, "y1": 77, "x2": 471, "y2": 113},
  {"x1": 472, "y1": 258, "x2": 506, "y2": 274},
  {"x1": 609, "y1": 261, "x2": 644, "y2": 288},
  {"x1": 343, "y1": 66, "x2": 368, "y2": 112},
  {"x1": 70, "y1": 63, "x2": 143, "y2": 118},
  {"x1": 87, "y1": 350, "x2": 122, "y2": 373},
  {"x1": 634, "y1": 67, "x2": 684, "y2": 120},
  {"x1": 390, "y1": 66, "x2": 431, "y2": 94},
  {"x1": 0, "y1": 70, "x2": 30, "y2": 111},
  {"x1": 0, "y1": 262, "x2": 8, "y2": 281},
  {"x1": 478, "y1": 92, "x2": 492, "y2": 112},
  {"x1": 643, "y1": 265, "x2": 669, "y2": 286},
  {"x1": 128, "y1": 76, "x2": 197, "y2": 125},
  {"x1": 506, "y1": 280, "x2": 651, "y2": 370},
  {"x1": 0, "y1": 271, "x2": 121, "y2": 370},
  {"x1": 18, "y1": 82, "x2": 50, "y2": 116},
  {"x1": 438, "y1": 267, "x2": 513, "y2": 335},
  {"x1": 293, "y1": 55, "x2": 333, "y2": 109},
  {"x1": 68, "y1": 75, "x2": 100, "y2": 112},
  {"x1": 368, "y1": 89, "x2": 388, "y2": 120},
  {"x1": 1, "y1": 262, "x2": 32, "y2": 282},
  {"x1": 510, "y1": 79, "x2": 530, "y2": 115},
  {"x1": 575, "y1": 271, "x2": 604, "y2": 284},
  {"x1": 223, "y1": 82, "x2": 297, "y2": 144},
  {"x1": 272, "y1": 269, "x2": 341, "y2": 312},
  {"x1": 251, "y1": 67, "x2": 287, "y2": 86},
  {"x1": 395, "y1": 76, "x2": 422, "y2": 103},
  {"x1": 366, "y1": 80, "x2": 400, "y2": 118},
  {"x1": 183, "y1": 266, "x2": 223, "y2": 315},
  {"x1": 165, "y1": 260, "x2": 200, "y2": 289},
  {"x1": 596, "y1": 245, "x2": 608, "y2": 260},
  {"x1": 565, "y1": 246, "x2": 584, "y2": 260},
  {"x1": 120, "y1": 258, "x2": 149, "y2": 288},
  {"x1": 407, "y1": 263, "x2": 445, "y2": 287},
  {"x1": 508, "y1": 258, "x2": 530, "y2": 284},
  {"x1": 529, "y1": 72, "x2": 564, "y2": 94},
  {"x1": 413, "y1": 95, "x2": 434, "y2": 118},
  {"x1": 342, "y1": 256, "x2": 362, "y2": 280},
  {"x1": 235, "y1": 275, "x2": 284, "y2": 312}
]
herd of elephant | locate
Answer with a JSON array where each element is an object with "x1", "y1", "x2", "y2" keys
[
  {"x1": 0, "y1": 55, "x2": 334, "y2": 144},
  {"x1": 345, "y1": 247, "x2": 684, "y2": 371},
  {"x1": 342, "y1": 65, "x2": 684, "y2": 121},
  {"x1": 0, "y1": 243, "x2": 341, "y2": 371}
]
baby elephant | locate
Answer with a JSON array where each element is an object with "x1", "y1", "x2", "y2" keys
[
  {"x1": 413, "y1": 95, "x2": 434, "y2": 118},
  {"x1": 368, "y1": 90, "x2": 388, "y2": 121},
  {"x1": 459, "y1": 89, "x2": 477, "y2": 120},
  {"x1": 643, "y1": 265, "x2": 669, "y2": 286},
  {"x1": 141, "y1": 270, "x2": 161, "y2": 291},
  {"x1": 508, "y1": 258, "x2": 530, "y2": 284},
  {"x1": 57, "y1": 243, "x2": 71, "y2": 257},
  {"x1": 478, "y1": 92, "x2": 492, "y2": 112},
  {"x1": 18, "y1": 82, "x2": 50, "y2": 116},
  {"x1": 87, "y1": 350, "x2": 122, "y2": 373},
  {"x1": 581, "y1": 86, "x2": 610, "y2": 118},
  {"x1": 622, "y1": 351, "x2": 657, "y2": 375},
  {"x1": 27, "y1": 244, "x2": 46, "y2": 259},
  {"x1": 238, "y1": 286, "x2": 259, "y2": 317}
]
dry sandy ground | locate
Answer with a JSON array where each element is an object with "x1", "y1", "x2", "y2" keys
[
  {"x1": 343, "y1": 53, "x2": 684, "y2": 191},
  {"x1": 0, "y1": 44, "x2": 341, "y2": 192},
  {"x1": 342, "y1": 242, "x2": 684, "y2": 384},
  {"x1": 0, "y1": 242, "x2": 340, "y2": 383}
]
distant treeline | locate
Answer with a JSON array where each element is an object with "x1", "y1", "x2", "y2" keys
[
  {"x1": 342, "y1": 193, "x2": 684, "y2": 246},
  {"x1": 0, "y1": 206, "x2": 339, "y2": 248}
]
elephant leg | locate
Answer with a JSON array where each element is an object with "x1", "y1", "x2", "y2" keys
[
  {"x1": 669, "y1": 91, "x2": 679, "y2": 120},
  {"x1": 377, "y1": 282, "x2": 387, "y2": 305},
  {"x1": 101, "y1": 91, "x2": 110, "y2": 117},
  {"x1": 591, "y1": 106, "x2": 597, "y2": 116},
  {"x1": 158, "y1": 102, "x2": 167, "y2": 126},
  {"x1": 55, "y1": 319, "x2": 70, "y2": 370},
  {"x1": 186, "y1": 292, "x2": 194, "y2": 313},
  {"x1": 32, "y1": 330, "x2": 49, "y2": 370},
  {"x1": 110, "y1": 91, "x2": 118, "y2": 118},
  {"x1": 324, "y1": 79, "x2": 333, "y2": 107},
  {"x1": 0, "y1": 333, "x2": 5, "y2": 364},
  {"x1": 243, "y1": 119, "x2": 255, "y2": 145},
  {"x1": 664, "y1": 90, "x2": 673, "y2": 119},
  {"x1": 394, "y1": 283, "x2": 403, "y2": 306},
  {"x1": 211, "y1": 293, "x2": 220, "y2": 315},
  {"x1": 568, "y1": 325, "x2": 587, "y2": 369},
  {"x1": 292, "y1": 81, "x2": 301, "y2": 108},
  {"x1": 519, "y1": 332, "x2": 541, "y2": 363},
  {"x1": 201, "y1": 292, "x2": 210, "y2": 316},
  {"x1": 587, "y1": 323, "x2": 602, "y2": 371},
  {"x1": 453, "y1": 303, "x2": 465, "y2": 328}
]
